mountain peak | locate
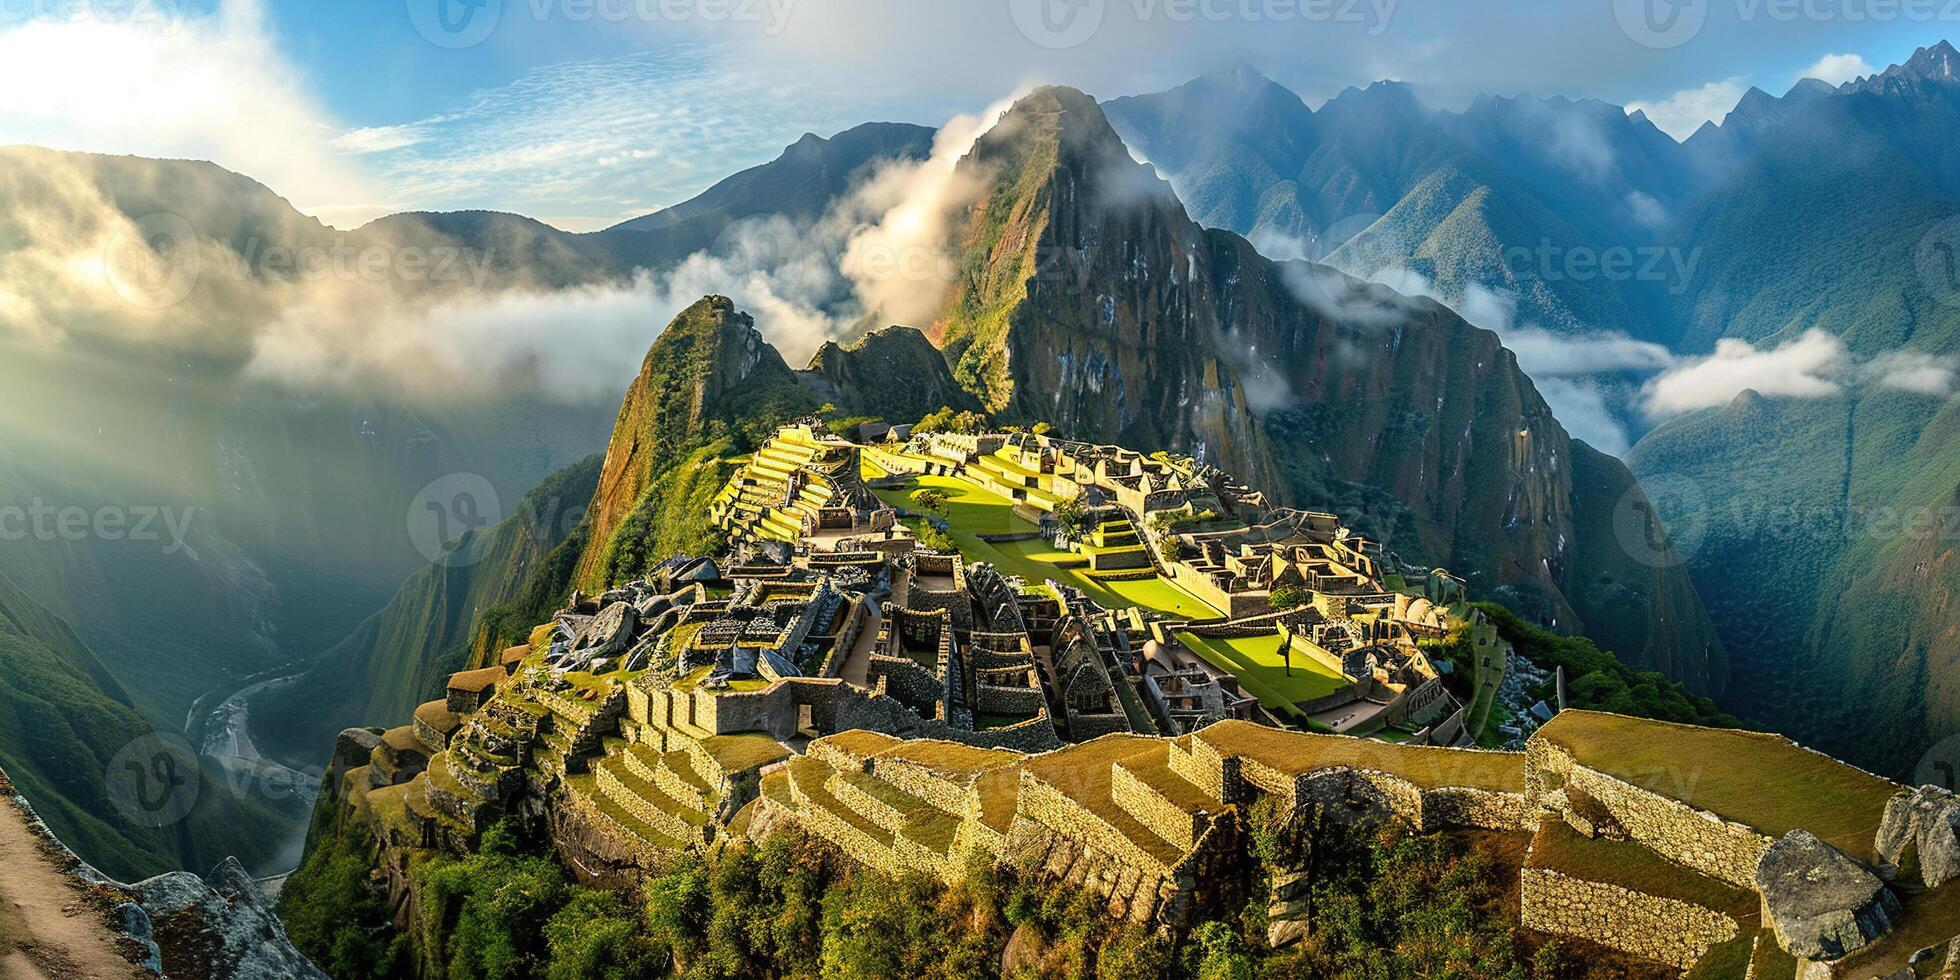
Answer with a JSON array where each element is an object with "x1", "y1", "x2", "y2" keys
[{"x1": 1841, "y1": 40, "x2": 1960, "y2": 96}]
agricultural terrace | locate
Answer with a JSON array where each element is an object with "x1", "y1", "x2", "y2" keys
[
  {"x1": 1173, "y1": 631, "x2": 1348, "y2": 721},
  {"x1": 1198, "y1": 719, "x2": 1525, "y2": 792},
  {"x1": 1534, "y1": 711, "x2": 1900, "y2": 862},
  {"x1": 867, "y1": 471, "x2": 1221, "y2": 620}
]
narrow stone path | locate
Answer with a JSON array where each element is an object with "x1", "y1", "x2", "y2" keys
[{"x1": 0, "y1": 797, "x2": 145, "y2": 980}]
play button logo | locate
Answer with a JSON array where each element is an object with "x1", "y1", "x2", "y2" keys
[
  {"x1": 1011, "y1": 0, "x2": 1105, "y2": 50},
  {"x1": 409, "y1": 0, "x2": 504, "y2": 49}
]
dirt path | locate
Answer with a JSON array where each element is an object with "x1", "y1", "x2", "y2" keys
[{"x1": 0, "y1": 799, "x2": 145, "y2": 980}]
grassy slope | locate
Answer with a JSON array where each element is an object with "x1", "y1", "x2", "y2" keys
[
  {"x1": 870, "y1": 473, "x2": 1219, "y2": 619},
  {"x1": 0, "y1": 570, "x2": 283, "y2": 880},
  {"x1": 572, "y1": 296, "x2": 819, "y2": 593},
  {"x1": 1627, "y1": 388, "x2": 1960, "y2": 775},
  {"x1": 1537, "y1": 710, "x2": 1898, "y2": 862}
]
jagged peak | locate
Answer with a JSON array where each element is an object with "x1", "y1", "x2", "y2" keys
[
  {"x1": 1840, "y1": 40, "x2": 1960, "y2": 95},
  {"x1": 1322, "y1": 78, "x2": 1418, "y2": 110}
]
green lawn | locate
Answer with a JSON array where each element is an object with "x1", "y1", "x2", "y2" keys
[
  {"x1": 1175, "y1": 631, "x2": 1350, "y2": 717},
  {"x1": 872, "y1": 474, "x2": 1221, "y2": 620}
]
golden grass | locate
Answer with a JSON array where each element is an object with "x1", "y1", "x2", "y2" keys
[
  {"x1": 882, "y1": 739, "x2": 1024, "y2": 777},
  {"x1": 1534, "y1": 711, "x2": 1899, "y2": 861},
  {"x1": 1197, "y1": 719, "x2": 1525, "y2": 792},
  {"x1": 697, "y1": 733, "x2": 792, "y2": 774}
]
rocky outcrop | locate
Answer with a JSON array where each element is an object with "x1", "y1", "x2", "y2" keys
[
  {"x1": 130, "y1": 858, "x2": 327, "y2": 980},
  {"x1": 1755, "y1": 830, "x2": 1900, "y2": 962},
  {"x1": 572, "y1": 296, "x2": 820, "y2": 591},
  {"x1": 2, "y1": 766, "x2": 323, "y2": 980},
  {"x1": 799, "y1": 326, "x2": 980, "y2": 424},
  {"x1": 1875, "y1": 785, "x2": 1960, "y2": 889}
]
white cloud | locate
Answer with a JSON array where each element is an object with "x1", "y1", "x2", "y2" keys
[
  {"x1": 343, "y1": 45, "x2": 867, "y2": 231},
  {"x1": 1865, "y1": 349, "x2": 1958, "y2": 396},
  {"x1": 1535, "y1": 378, "x2": 1630, "y2": 455},
  {"x1": 331, "y1": 125, "x2": 430, "y2": 155},
  {"x1": 1626, "y1": 78, "x2": 1748, "y2": 141},
  {"x1": 1797, "y1": 53, "x2": 1875, "y2": 87},
  {"x1": 0, "y1": 0, "x2": 381, "y2": 224},
  {"x1": 1501, "y1": 326, "x2": 1676, "y2": 378},
  {"x1": 1588, "y1": 330, "x2": 1960, "y2": 419},
  {"x1": 1643, "y1": 330, "x2": 1846, "y2": 416},
  {"x1": 1626, "y1": 191, "x2": 1668, "y2": 227}
]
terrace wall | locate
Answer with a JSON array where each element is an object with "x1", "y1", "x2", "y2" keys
[
  {"x1": 1519, "y1": 868, "x2": 1739, "y2": 971},
  {"x1": 1526, "y1": 739, "x2": 1772, "y2": 889}
]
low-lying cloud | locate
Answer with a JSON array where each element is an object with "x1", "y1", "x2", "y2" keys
[
  {"x1": 1642, "y1": 330, "x2": 1959, "y2": 417},
  {"x1": 0, "y1": 90, "x2": 1037, "y2": 407}
]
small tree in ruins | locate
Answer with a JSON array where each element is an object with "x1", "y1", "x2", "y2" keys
[
  {"x1": 910, "y1": 489, "x2": 949, "y2": 518},
  {"x1": 1269, "y1": 584, "x2": 1311, "y2": 612},
  {"x1": 1051, "y1": 493, "x2": 1092, "y2": 538}
]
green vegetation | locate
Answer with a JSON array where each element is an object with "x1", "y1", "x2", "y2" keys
[
  {"x1": 1475, "y1": 604, "x2": 1735, "y2": 729},
  {"x1": 1627, "y1": 388, "x2": 1960, "y2": 777},
  {"x1": 1266, "y1": 585, "x2": 1309, "y2": 611},
  {"x1": 594, "y1": 440, "x2": 738, "y2": 587},
  {"x1": 0, "y1": 570, "x2": 284, "y2": 880},
  {"x1": 1175, "y1": 631, "x2": 1348, "y2": 718},
  {"x1": 913, "y1": 406, "x2": 990, "y2": 435},
  {"x1": 1525, "y1": 818, "x2": 1755, "y2": 917},
  {"x1": 871, "y1": 474, "x2": 1220, "y2": 619},
  {"x1": 344, "y1": 813, "x2": 1624, "y2": 979},
  {"x1": 278, "y1": 810, "x2": 408, "y2": 978},
  {"x1": 255, "y1": 455, "x2": 603, "y2": 767},
  {"x1": 1261, "y1": 823, "x2": 1532, "y2": 979}
]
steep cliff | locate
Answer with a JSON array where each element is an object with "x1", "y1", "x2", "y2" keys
[
  {"x1": 570, "y1": 296, "x2": 820, "y2": 592},
  {"x1": 928, "y1": 87, "x2": 1724, "y2": 691}
]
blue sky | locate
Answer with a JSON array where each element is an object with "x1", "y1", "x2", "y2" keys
[{"x1": 0, "y1": 0, "x2": 1951, "y2": 228}]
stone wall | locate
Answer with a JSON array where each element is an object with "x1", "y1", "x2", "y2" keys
[
  {"x1": 1112, "y1": 762, "x2": 1210, "y2": 850},
  {"x1": 1527, "y1": 738, "x2": 1771, "y2": 888},
  {"x1": 869, "y1": 655, "x2": 943, "y2": 714},
  {"x1": 973, "y1": 684, "x2": 1046, "y2": 715},
  {"x1": 1519, "y1": 868, "x2": 1739, "y2": 971},
  {"x1": 1016, "y1": 773, "x2": 1175, "y2": 875}
]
